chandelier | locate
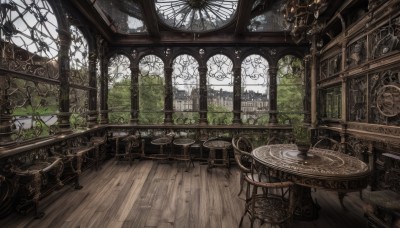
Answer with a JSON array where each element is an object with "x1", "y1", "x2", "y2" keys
[{"x1": 282, "y1": 0, "x2": 327, "y2": 42}]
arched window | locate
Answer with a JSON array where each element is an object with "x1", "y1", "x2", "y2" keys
[
  {"x1": 172, "y1": 54, "x2": 199, "y2": 124},
  {"x1": 277, "y1": 55, "x2": 305, "y2": 126},
  {"x1": 139, "y1": 55, "x2": 164, "y2": 124},
  {"x1": 1, "y1": 0, "x2": 59, "y2": 141},
  {"x1": 207, "y1": 54, "x2": 233, "y2": 125},
  {"x1": 108, "y1": 55, "x2": 131, "y2": 124},
  {"x1": 241, "y1": 54, "x2": 269, "y2": 125},
  {"x1": 69, "y1": 25, "x2": 89, "y2": 129}
]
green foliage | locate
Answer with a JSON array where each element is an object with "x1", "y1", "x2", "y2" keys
[
  {"x1": 173, "y1": 112, "x2": 199, "y2": 124},
  {"x1": 207, "y1": 104, "x2": 233, "y2": 125},
  {"x1": 139, "y1": 76, "x2": 164, "y2": 124},
  {"x1": 70, "y1": 113, "x2": 87, "y2": 129},
  {"x1": 277, "y1": 56, "x2": 306, "y2": 142},
  {"x1": 108, "y1": 78, "x2": 131, "y2": 123},
  {"x1": 13, "y1": 106, "x2": 58, "y2": 116}
]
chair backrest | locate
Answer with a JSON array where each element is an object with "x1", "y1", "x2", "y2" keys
[
  {"x1": 312, "y1": 136, "x2": 340, "y2": 151},
  {"x1": 123, "y1": 135, "x2": 141, "y2": 153},
  {"x1": 245, "y1": 161, "x2": 298, "y2": 224},
  {"x1": 232, "y1": 136, "x2": 253, "y2": 173}
]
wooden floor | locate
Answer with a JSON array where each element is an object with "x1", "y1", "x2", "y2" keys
[{"x1": 0, "y1": 159, "x2": 367, "y2": 228}]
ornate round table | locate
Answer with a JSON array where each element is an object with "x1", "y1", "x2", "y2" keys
[
  {"x1": 203, "y1": 140, "x2": 231, "y2": 171},
  {"x1": 149, "y1": 137, "x2": 173, "y2": 160},
  {"x1": 173, "y1": 138, "x2": 196, "y2": 171},
  {"x1": 252, "y1": 144, "x2": 370, "y2": 220}
]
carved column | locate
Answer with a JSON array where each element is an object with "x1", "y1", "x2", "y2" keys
[
  {"x1": 368, "y1": 142, "x2": 376, "y2": 190},
  {"x1": 87, "y1": 50, "x2": 98, "y2": 127},
  {"x1": 341, "y1": 38, "x2": 348, "y2": 124},
  {"x1": 340, "y1": 38, "x2": 348, "y2": 150},
  {"x1": 164, "y1": 67, "x2": 173, "y2": 125},
  {"x1": 99, "y1": 57, "x2": 108, "y2": 124},
  {"x1": 0, "y1": 77, "x2": 14, "y2": 146},
  {"x1": 268, "y1": 66, "x2": 278, "y2": 125},
  {"x1": 310, "y1": 35, "x2": 318, "y2": 129},
  {"x1": 130, "y1": 67, "x2": 139, "y2": 125},
  {"x1": 58, "y1": 29, "x2": 72, "y2": 132},
  {"x1": 303, "y1": 55, "x2": 312, "y2": 125},
  {"x1": 232, "y1": 67, "x2": 242, "y2": 125},
  {"x1": 198, "y1": 66, "x2": 208, "y2": 125}
]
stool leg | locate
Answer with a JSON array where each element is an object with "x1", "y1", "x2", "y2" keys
[
  {"x1": 208, "y1": 149, "x2": 215, "y2": 171},
  {"x1": 33, "y1": 173, "x2": 44, "y2": 219}
]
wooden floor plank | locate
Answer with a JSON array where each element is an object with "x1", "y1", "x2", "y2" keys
[{"x1": 0, "y1": 160, "x2": 368, "y2": 228}]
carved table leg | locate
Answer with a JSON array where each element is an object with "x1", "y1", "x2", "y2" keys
[
  {"x1": 32, "y1": 172, "x2": 44, "y2": 219},
  {"x1": 338, "y1": 192, "x2": 348, "y2": 210},
  {"x1": 208, "y1": 149, "x2": 215, "y2": 171},
  {"x1": 294, "y1": 186, "x2": 320, "y2": 221}
]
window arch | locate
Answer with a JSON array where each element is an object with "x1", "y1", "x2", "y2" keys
[
  {"x1": 172, "y1": 54, "x2": 199, "y2": 124},
  {"x1": 108, "y1": 54, "x2": 131, "y2": 124},
  {"x1": 241, "y1": 54, "x2": 269, "y2": 125},
  {"x1": 69, "y1": 25, "x2": 89, "y2": 129},
  {"x1": 1, "y1": 0, "x2": 60, "y2": 141},
  {"x1": 277, "y1": 55, "x2": 305, "y2": 126},
  {"x1": 207, "y1": 54, "x2": 233, "y2": 125},
  {"x1": 139, "y1": 55, "x2": 164, "y2": 124}
]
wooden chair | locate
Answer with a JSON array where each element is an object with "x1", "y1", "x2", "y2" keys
[
  {"x1": 90, "y1": 134, "x2": 107, "y2": 170},
  {"x1": 11, "y1": 156, "x2": 63, "y2": 218},
  {"x1": 239, "y1": 158, "x2": 297, "y2": 228},
  {"x1": 232, "y1": 136, "x2": 253, "y2": 196},
  {"x1": 312, "y1": 136, "x2": 340, "y2": 151},
  {"x1": 364, "y1": 153, "x2": 400, "y2": 228},
  {"x1": 116, "y1": 135, "x2": 144, "y2": 166}
]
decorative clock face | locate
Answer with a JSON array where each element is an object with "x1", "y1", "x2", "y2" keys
[{"x1": 376, "y1": 85, "x2": 400, "y2": 117}]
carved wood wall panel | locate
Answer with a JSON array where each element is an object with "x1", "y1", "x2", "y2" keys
[{"x1": 348, "y1": 76, "x2": 368, "y2": 122}]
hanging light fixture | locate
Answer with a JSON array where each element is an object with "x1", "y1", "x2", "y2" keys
[{"x1": 282, "y1": 0, "x2": 327, "y2": 42}]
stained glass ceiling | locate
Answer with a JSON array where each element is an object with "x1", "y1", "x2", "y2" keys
[
  {"x1": 69, "y1": 0, "x2": 343, "y2": 46},
  {"x1": 248, "y1": 0, "x2": 289, "y2": 32},
  {"x1": 88, "y1": 0, "x2": 289, "y2": 34},
  {"x1": 94, "y1": 0, "x2": 147, "y2": 34},
  {"x1": 155, "y1": 0, "x2": 238, "y2": 33}
]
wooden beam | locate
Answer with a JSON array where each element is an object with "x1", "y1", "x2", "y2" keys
[
  {"x1": 140, "y1": 0, "x2": 161, "y2": 38},
  {"x1": 111, "y1": 32, "x2": 305, "y2": 46},
  {"x1": 234, "y1": 0, "x2": 255, "y2": 35},
  {"x1": 69, "y1": 0, "x2": 114, "y2": 42}
]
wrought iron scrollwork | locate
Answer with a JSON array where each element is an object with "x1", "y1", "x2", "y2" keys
[
  {"x1": 348, "y1": 76, "x2": 367, "y2": 122},
  {"x1": 369, "y1": 70, "x2": 400, "y2": 125},
  {"x1": 370, "y1": 16, "x2": 400, "y2": 59}
]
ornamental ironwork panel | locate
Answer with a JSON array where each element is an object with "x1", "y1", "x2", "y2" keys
[
  {"x1": 369, "y1": 70, "x2": 400, "y2": 125},
  {"x1": 328, "y1": 53, "x2": 341, "y2": 77},
  {"x1": 348, "y1": 76, "x2": 367, "y2": 122},
  {"x1": 9, "y1": 77, "x2": 59, "y2": 141},
  {"x1": 108, "y1": 54, "x2": 131, "y2": 124},
  {"x1": 370, "y1": 16, "x2": 400, "y2": 59},
  {"x1": 207, "y1": 54, "x2": 233, "y2": 125},
  {"x1": 241, "y1": 54, "x2": 269, "y2": 125},
  {"x1": 320, "y1": 59, "x2": 328, "y2": 80},
  {"x1": 139, "y1": 55, "x2": 164, "y2": 124},
  {"x1": 320, "y1": 86, "x2": 341, "y2": 119},
  {"x1": 172, "y1": 54, "x2": 199, "y2": 124},
  {"x1": 0, "y1": 0, "x2": 59, "y2": 80},
  {"x1": 347, "y1": 38, "x2": 367, "y2": 68},
  {"x1": 69, "y1": 25, "x2": 89, "y2": 86},
  {"x1": 70, "y1": 88, "x2": 88, "y2": 129}
]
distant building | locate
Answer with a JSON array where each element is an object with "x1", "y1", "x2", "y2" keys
[{"x1": 173, "y1": 86, "x2": 268, "y2": 116}]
